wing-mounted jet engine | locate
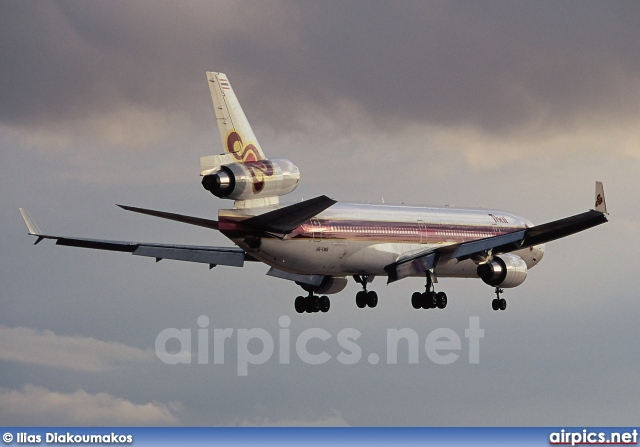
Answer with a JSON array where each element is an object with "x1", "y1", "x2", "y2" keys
[{"x1": 476, "y1": 253, "x2": 528, "y2": 289}]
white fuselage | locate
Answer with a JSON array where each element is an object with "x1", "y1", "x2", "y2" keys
[{"x1": 219, "y1": 202, "x2": 545, "y2": 278}]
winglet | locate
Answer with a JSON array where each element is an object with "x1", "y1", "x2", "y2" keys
[
  {"x1": 19, "y1": 208, "x2": 42, "y2": 235},
  {"x1": 594, "y1": 181, "x2": 608, "y2": 214},
  {"x1": 19, "y1": 208, "x2": 45, "y2": 244}
]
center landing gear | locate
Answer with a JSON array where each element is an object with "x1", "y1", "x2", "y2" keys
[
  {"x1": 353, "y1": 274, "x2": 378, "y2": 308},
  {"x1": 295, "y1": 292, "x2": 330, "y2": 314},
  {"x1": 491, "y1": 287, "x2": 506, "y2": 311},
  {"x1": 411, "y1": 271, "x2": 447, "y2": 310}
]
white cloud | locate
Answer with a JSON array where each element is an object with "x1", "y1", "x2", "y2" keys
[
  {"x1": 0, "y1": 325, "x2": 154, "y2": 372},
  {"x1": 0, "y1": 385, "x2": 180, "y2": 426}
]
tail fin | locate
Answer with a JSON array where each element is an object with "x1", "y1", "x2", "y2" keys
[{"x1": 206, "y1": 71, "x2": 266, "y2": 162}]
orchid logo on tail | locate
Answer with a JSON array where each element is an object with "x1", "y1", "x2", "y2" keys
[{"x1": 226, "y1": 130, "x2": 274, "y2": 193}]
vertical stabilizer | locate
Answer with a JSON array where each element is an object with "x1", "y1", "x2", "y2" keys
[{"x1": 206, "y1": 71, "x2": 266, "y2": 161}]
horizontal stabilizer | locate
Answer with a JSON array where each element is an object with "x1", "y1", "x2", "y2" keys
[
  {"x1": 118, "y1": 205, "x2": 219, "y2": 230},
  {"x1": 242, "y1": 195, "x2": 337, "y2": 234}
]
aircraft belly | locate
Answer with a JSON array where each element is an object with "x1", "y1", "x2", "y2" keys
[
  {"x1": 256, "y1": 238, "x2": 351, "y2": 275},
  {"x1": 254, "y1": 239, "x2": 419, "y2": 276}
]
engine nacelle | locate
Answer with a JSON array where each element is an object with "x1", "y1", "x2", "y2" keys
[
  {"x1": 297, "y1": 277, "x2": 349, "y2": 295},
  {"x1": 202, "y1": 158, "x2": 300, "y2": 200},
  {"x1": 477, "y1": 254, "x2": 528, "y2": 288}
]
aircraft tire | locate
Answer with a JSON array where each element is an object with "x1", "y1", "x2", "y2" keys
[
  {"x1": 411, "y1": 292, "x2": 422, "y2": 309},
  {"x1": 436, "y1": 292, "x2": 447, "y2": 309},
  {"x1": 306, "y1": 296, "x2": 320, "y2": 313},
  {"x1": 295, "y1": 296, "x2": 305, "y2": 313},
  {"x1": 366, "y1": 291, "x2": 378, "y2": 308},
  {"x1": 356, "y1": 291, "x2": 367, "y2": 308},
  {"x1": 499, "y1": 298, "x2": 507, "y2": 311},
  {"x1": 422, "y1": 291, "x2": 436, "y2": 309},
  {"x1": 320, "y1": 296, "x2": 330, "y2": 312}
]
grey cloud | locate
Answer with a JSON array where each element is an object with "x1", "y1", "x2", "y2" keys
[{"x1": 3, "y1": 1, "x2": 640, "y2": 147}]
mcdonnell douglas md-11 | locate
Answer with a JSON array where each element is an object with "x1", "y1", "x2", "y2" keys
[{"x1": 20, "y1": 72, "x2": 609, "y2": 314}]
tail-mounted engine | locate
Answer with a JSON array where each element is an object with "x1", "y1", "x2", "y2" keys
[
  {"x1": 202, "y1": 158, "x2": 300, "y2": 200},
  {"x1": 476, "y1": 253, "x2": 528, "y2": 288}
]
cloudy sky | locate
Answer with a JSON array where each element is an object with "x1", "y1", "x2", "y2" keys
[{"x1": 2, "y1": 1, "x2": 640, "y2": 426}]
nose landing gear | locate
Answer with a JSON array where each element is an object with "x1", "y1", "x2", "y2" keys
[{"x1": 491, "y1": 287, "x2": 506, "y2": 311}]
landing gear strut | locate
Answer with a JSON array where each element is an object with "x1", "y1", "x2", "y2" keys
[
  {"x1": 411, "y1": 271, "x2": 447, "y2": 310},
  {"x1": 491, "y1": 287, "x2": 506, "y2": 311},
  {"x1": 295, "y1": 292, "x2": 330, "y2": 314},
  {"x1": 353, "y1": 274, "x2": 378, "y2": 308}
]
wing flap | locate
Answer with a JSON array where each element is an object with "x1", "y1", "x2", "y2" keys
[{"x1": 133, "y1": 245, "x2": 244, "y2": 266}]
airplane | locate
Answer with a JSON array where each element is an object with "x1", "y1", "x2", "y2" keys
[{"x1": 20, "y1": 71, "x2": 609, "y2": 314}]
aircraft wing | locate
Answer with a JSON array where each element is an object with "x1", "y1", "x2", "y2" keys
[
  {"x1": 18, "y1": 208, "x2": 245, "y2": 268},
  {"x1": 385, "y1": 182, "x2": 609, "y2": 283}
]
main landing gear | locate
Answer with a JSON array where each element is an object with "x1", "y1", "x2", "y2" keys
[
  {"x1": 411, "y1": 272, "x2": 447, "y2": 310},
  {"x1": 491, "y1": 287, "x2": 507, "y2": 311},
  {"x1": 295, "y1": 292, "x2": 330, "y2": 314},
  {"x1": 353, "y1": 274, "x2": 378, "y2": 308}
]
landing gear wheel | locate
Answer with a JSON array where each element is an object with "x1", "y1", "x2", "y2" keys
[
  {"x1": 366, "y1": 290, "x2": 378, "y2": 308},
  {"x1": 320, "y1": 296, "x2": 331, "y2": 313},
  {"x1": 411, "y1": 292, "x2": 422, "y2": 309},
  {"x1": 306, "y1": 295, "x2": 320, "y2": 313},
  {"x1": 492, "y1": 287, "x2": 506, "y2": 311},
  {"x1": 356, "y1": 291, "x2": 367, "y2": 308},
  {"x1": 295, "y1": 296, "x2": 305, "y2": 313},
  {"x1": 436, "y1": 292, "x2": 448, "y2": 309},
  {"x1": 420, "y1": 292, "x2": 430, "y2": 309},
  {"x1": 422, "y1": 291, "x2": 437, "y2": 309}
]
